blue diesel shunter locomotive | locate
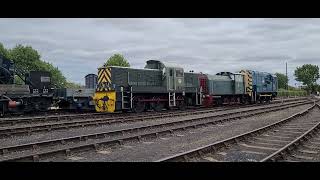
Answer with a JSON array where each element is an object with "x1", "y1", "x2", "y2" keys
[{"x1": 240, "y1": 70, "x2": 278, "y2": 103}]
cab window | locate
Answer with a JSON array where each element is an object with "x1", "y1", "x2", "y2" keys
[
  {"x1": 170, "y1": 69, "x2": 173, "y2": 76},
  {"x1": 176, "y1": 69, "x2": 184, "y2": 77}
]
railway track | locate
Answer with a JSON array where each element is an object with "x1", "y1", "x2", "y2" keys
[
  {"x1": 4, "y1": 109, "x2": 96, "y2": 119},
  {"x1": 155, "y1": 103, "x2": 320, "y2": 162},
  {"x1": 0, "y1": 99, "x2": 313, "y2": 162},
  {"x1": 0, "y1": 97, "x2": 308, "y2": 127},
  {"x1": 262, "y1": 122, "x2": 320, "y2": 162},
  {"x1": 0, "y1": 100, "x2": 312, "y2": 137}
]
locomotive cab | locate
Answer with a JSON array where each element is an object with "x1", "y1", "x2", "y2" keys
[
  {"x1": 163, "y1": 66, "x2": 184, "y2": 92},
  {"x1": 145, "y1": 60, "x2": 185, "y2": 92}
]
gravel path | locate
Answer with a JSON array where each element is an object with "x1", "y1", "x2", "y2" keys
[{"x1": 40, "y1": 103, "x2": 313, "y2": 162}]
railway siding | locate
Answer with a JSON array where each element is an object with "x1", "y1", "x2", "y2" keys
[
  {"x1": 156, "y1": 103, "x2": 320, "y2": 162},
  {"x1": 0, "y1": 99, "x2": 314, "y2": 162},
  {"x1": 0, "y1": 100, "x2": 311, "y2": 138}
]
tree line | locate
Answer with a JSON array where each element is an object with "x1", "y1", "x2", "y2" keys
[
  {"x1": 0, "y1": 43, "x2": 81, "y2": 88},
  {"x1": 276, "y1": 64, "x2": 319, "y2": 94},
  {"x1": 0, "y1": 42, "x2": 130, "y2": 88}
]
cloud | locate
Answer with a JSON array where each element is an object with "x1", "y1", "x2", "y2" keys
[{"x1": 0, "y1": 18, "x2": 319, "y2": 86}]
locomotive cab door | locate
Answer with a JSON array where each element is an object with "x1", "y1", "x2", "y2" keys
[
  {"x1": 168, "y1": 68, "x2": 175, "y2": 90},
  {"x1": 167, "y1": 67, "x2": 184, "y2": 91}
]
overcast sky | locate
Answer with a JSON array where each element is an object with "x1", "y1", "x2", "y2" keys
[{"x1": 0, "y1": 18, "x2": 319, "y2": 86}]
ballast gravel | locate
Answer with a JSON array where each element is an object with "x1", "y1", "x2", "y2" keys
[
  {"x1": 0, "y1": 100, "x2": 310, "y2": 148},
  {"x1": 41, "y1": 103, "x2": 313, "y2": 162}
]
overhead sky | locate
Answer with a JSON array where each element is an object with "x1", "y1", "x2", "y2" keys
[{"x1": 0, "y1": 18, "x2": 319, "y2": 86}]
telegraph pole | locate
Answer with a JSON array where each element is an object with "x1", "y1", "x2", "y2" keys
[{"x1": 286, "y1": 62, "x2": 288, "y2": 90}]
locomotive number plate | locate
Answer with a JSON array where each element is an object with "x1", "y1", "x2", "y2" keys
[{"x1": 41, "y1": 76, "x2": 51, "y2": 82}]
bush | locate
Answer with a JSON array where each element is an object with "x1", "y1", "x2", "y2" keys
[{"x1": 277, "y1": 89, "x2": 308, "y2": 97}]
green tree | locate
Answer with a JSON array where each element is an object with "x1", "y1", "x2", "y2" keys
[
  {"x1": 0, "y1": 43, "x2": 9, "y2": 59},
  {"x1": 0, "y1": 43, "x2": 81, "y2": 88},
  {"x1": 1, "y1": 43, "x2": 23, "y2": 84},
  {"x1": 9, "y1": 44, "x2": 42, "y2": 71},
  {"x1": 294, "y1": 64, "x2": 320, "y2": 93},
  {"x1": 9, "y1": 44, "x2": 43, "y2": 83},
  {"x1": 104, "y1": 54, "x2": 130, "y2": 67},
  {"x1": 275, "y1": 73, "x2": 288, "y2": 89},
  {"x1": 65, "y1": 81, "x2": 82, "y2": 88},
  {"x1": 37, "y1": 61, "x2": 67, "y2": 88},
  {"x1": 8, "y1": 44, "x2": 69, "y2": 88}
]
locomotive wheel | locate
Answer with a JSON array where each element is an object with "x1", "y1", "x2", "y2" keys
[
  {"x1": 244, "y1": 98, "x2": 249, "y2": 105},
  {"x1": 0, "y1": 105, "x2": 4, "y2": 117},
  {"x1": 154, "y1": 102, "x2": 164, "y2": 112},
  {"x1": 133, "y1": 101, "x2": 145, "y2": 113},
  {"x1": 259, "y1": 98, "x2": 264, "y2": 104},
  {"x1": 39, "y1": 102, "x2": 50, "y2": 112},
  {"x1": 266, "y1": 98, "x2": 270, "y2": 104},
  {"x1": 240, "y1": 97, "x2": 245, "y2": 104},
  {"x1": 178, "y1": 101, "x2": 186, "y2": 110},
  {"x1": 32, "y1": 101, "x2": 49, "y2": 112}
]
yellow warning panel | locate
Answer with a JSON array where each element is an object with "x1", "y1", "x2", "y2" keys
[
  {"x1": 240, "y1": 70, "x2": 253, "y2": 96},
  {"x1": 97, "y1": 67, "x2": 112, "y2": 84},
  {"x1": 93, "y1": 91, "x2": 116, "y2": 112}
]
